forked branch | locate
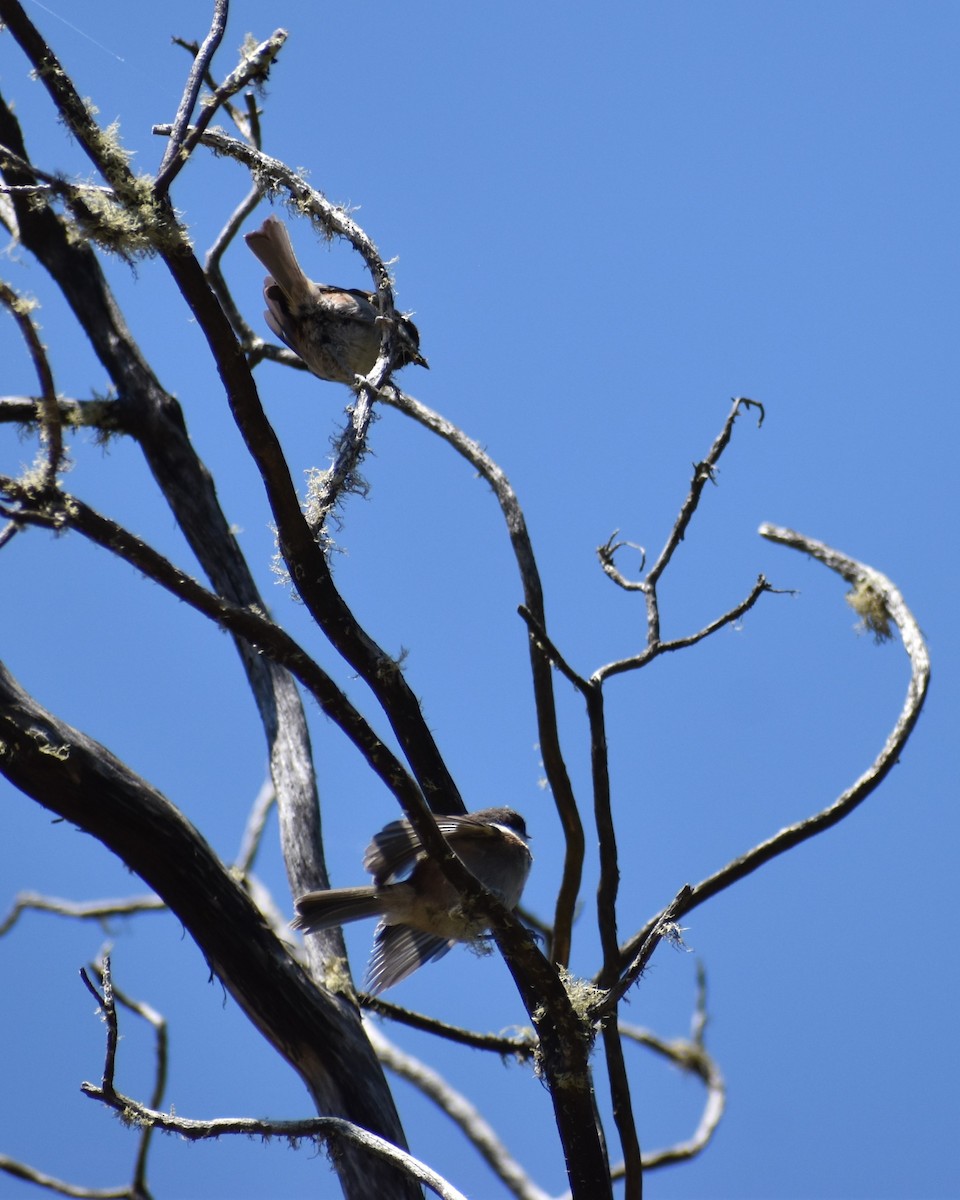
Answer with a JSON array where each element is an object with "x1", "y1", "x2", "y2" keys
[{"x1": 619, "y1": 527, "x2": 929, "y2": 971}]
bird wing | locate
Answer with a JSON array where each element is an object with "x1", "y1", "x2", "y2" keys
[
  {"x1": 363, "y1": 813, "x2": 479, "y2": 884},
  {"x1": 365, "y1": 922, "x2": 454, "y2": 994}
]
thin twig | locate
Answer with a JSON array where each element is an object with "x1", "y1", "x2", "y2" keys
[
  {"x1": 619, "y1": 967, "x2": 725, "y2": 1169},
  {"x1": 234, "y1": 778, "x2": 276, "y2": 876},
  {"x1": 592, "y1": 887, "x2": 692, "y2": 1019},
  {"x1": 585, "y1": 684, "x2": 641, "y2": 1199},
  {"x1": 597, "y1": 396, "x2": 765, "y2": 659},
  {"x1": 80, "y1": 956, "x2": 119, "y2": 1097},
  {"x1": 0, "y1": 1156, "x2": 132, "y2": 1199},
  {"x1": 89, "y1": 959, "x2": 168, "y2": 1196},
  {"x1": 594, "y1": 575, "x2": 774, "y2": 682},
  {"x1": 0, "y1": 279, "x2": 64, "y2": 485},
  {"x1": 645, "y1": 396, "x2": 763, "y2": 590},
  {"x1": 362, "y1": 997, "x2": 537, "y2": 1060},
  {"x1": 0, "y1": 520, "x2": 19, "y2": 550},
  {"x1": 82, "y1": 958, "x2": 458, "y2": 1197},
  {"x1": 205, "y1": 182, "x2": 265, "y2": 339},
  {"x1": 0, "y1": 893, "x2": 165, "y2": 936},
  {"x1": 153, "y1": 0, "x2": 230, "y2": 196}
]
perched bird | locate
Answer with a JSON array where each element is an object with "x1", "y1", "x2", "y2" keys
[
  {"x1": 244, "y1": 215, "x2": 428, "y2": 384},
  {"x1": 293, "y1": 807, "x2": 532, "y2": 993}
]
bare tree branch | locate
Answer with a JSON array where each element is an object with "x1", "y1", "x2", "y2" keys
[
  {"x1": 0, "y1": 658, "x2": 419, "y2": 1199},
  {"x1": 88, "y1": 960, "x2": 169, "y2": 1195}
]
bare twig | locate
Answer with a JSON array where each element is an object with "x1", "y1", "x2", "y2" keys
[
  {"x1": 362, "y1": 998, "x2": 536, "y2": 1061},
  {"x1": 584, "y1": 684, "x2": 640, "y2": 1199},
  {"x1": 80, "y1": 1085, "x2": 470, "y2": 1200},
  {"x1": 234, "y1": 778, "x2": 277, "y2": 876},
  {"x1": 519, "y1": 605, "x2": 589, "y2": 693},
  {"x1": 0, "y1": 892, "x2": 165, "y2": 937},
  {"x1": 88, "y1": 958, "x2": 169, "y2": 1196},
  {"x1": 0, "y1": 279, "x2": 64, "y2": 485},
  {"x1": 170, "y1": 39, "x2": 263, "y2": 144},
  {"x1": 0, "y1": 1156, "x2": 133, "y2": 1199},
  {"x1": 595, "y1": 396, "x2": 766, "y2": 668},
  {"x1": 596, "y1": 533, "x2": 646, "y2": 590},
  {"x1": 591, "y1": 887, "x2": 692, "y2": 1019},
  {"x1": 620, "y1": 967, "x2": 725, "y2": 1169},
  {"x1": 647, "y1": 396, "x2": 764, "y2": 591},
  {"x1": 76, "y1": 986, "x2": 468, "y2": 1200},
  {"x1": 153, "y1": 0, "x2": 229, "y2": 196},
  {"x1": 80, "y1": 959, "x2": 119, "y2": 1097},
  {"x1": 205, "y1": 183, "x2": 265, "y2": 339}
]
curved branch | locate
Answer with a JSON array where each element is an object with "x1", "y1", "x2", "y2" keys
[
  {"x1": 0, "y1": 1155, "x2": 131, "y2": 1200},
  {"x1": 618, "y1": 528, "x2": 930, "y2": 971},
  {"x1": 366, "y1": 1023, "x2": 551, "y2": 1200},
  {"x1": 379, "y1": 389, "x2": 584, "y2": 969}
]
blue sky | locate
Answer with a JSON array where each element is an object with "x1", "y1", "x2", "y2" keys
[{"x1": 1, "y1": 3, "x2": 957, "y2": 1198}]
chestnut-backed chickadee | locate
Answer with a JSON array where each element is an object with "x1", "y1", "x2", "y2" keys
[
  {"x1": 244, "y1": 215, "x2": 428, "y2": 385},
  {"x1": 293, "y1": 807, "x2": 532, "y2": 993}
]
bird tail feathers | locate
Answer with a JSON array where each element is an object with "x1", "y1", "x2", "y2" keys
[{"x1": 293, "y1": 886, "x2": 383, "y2": 933}]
